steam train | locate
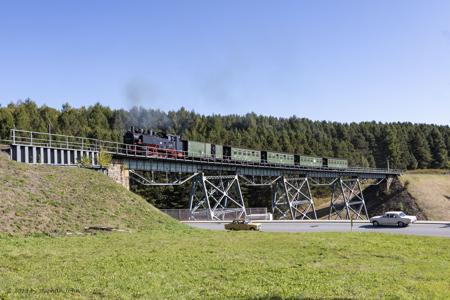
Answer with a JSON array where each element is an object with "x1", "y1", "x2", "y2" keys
[{"x1": 123, "y1": 127, "x2": 349, "y2": 169}]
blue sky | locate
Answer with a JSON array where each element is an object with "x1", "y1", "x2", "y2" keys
[{"x1": 0, "y1": 0, "x2": 449, "y2": 124}]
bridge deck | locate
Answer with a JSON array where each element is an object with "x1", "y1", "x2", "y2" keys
[{"x1": 8, "y1": 129, "x2": 401, "y2": 178}]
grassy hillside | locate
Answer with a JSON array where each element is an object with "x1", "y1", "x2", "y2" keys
[
  {"x1": 0, "y1": 153, "x2": 183, "y2": 234},
  {"x1": 401, "y1": 173, "x2": 450, "y2": 221}
]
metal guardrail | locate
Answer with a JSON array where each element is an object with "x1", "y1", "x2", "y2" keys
[
  {"x1": 9, "y1": 129, "x2": 402, "y2": 175},
  {"x1": 161, "y1": 208, "x2": 269, "y2": 221}
]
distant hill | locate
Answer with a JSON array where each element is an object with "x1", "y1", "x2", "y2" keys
[{"x1": 0, "y1": 153, "x2": 184, "y2": 234}]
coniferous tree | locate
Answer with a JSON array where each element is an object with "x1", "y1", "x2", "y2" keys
[
  {"x1": 383, "y1": 126, "x2": 401, "y2": 169},
  {"x1": 411, "y1": 131, "x2": 432, "y2": 169},
  {"x1": 429, "y1": 128, "x2": 448, "y2": 168},
  {"x1": 0, "y1": 108, "x2": 14, "y2": 139}
]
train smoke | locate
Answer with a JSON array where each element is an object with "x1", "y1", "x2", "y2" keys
[{"x1": 125, "y1": 77, "x2": 160, "y2": 107}]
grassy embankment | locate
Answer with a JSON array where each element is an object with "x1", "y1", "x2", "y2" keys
[
  {"x1": 401, "y1": 171, "x2": 450, "y2": 220},
  {"x1": 0, "y1": 153, "x2": 182, "y2": 234},
  {"x1": 0, "y1": 154, "x2": 449, "y2": 299}
]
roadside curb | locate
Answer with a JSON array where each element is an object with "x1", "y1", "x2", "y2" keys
[{"x1": 182, "y1": 220, "x2": 450, "y2": 225}]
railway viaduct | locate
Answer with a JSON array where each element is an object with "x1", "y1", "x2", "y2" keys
[{"x1": 4, "y1": 129, "x2": 402, "y2": 221}]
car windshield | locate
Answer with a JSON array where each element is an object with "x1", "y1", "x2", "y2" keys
[{"x1": 399, "y1": 212, "x2": 406, "y2": 217}]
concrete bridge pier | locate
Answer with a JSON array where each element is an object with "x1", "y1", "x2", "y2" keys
[
  {"x1": 107, "y1": 163, "x2": 130, "y2": 190},
  {"x1": 380, "y1": 176, "x2": 396, "y2": 193}
]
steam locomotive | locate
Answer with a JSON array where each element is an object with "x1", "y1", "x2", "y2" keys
[{"x1": 123, "y1": 127, "x2": 349, "y2": 169}]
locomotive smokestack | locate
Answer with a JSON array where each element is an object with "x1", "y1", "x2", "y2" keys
[{"x1": 130, "y1": 126, "x2": 135, "y2": 133}]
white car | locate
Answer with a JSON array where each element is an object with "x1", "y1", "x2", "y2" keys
[{"x1": 370, "y1": 211, "x2": 417, "y2": 227}]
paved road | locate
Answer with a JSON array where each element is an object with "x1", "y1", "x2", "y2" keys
[{"x1": 186, "y1": 221, "x2": 450, "y2": 238}]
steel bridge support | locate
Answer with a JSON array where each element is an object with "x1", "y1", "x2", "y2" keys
[
  {"x1": 189, "y1": 173, "x2": 246, "y2": 221},
  {"x1": 328, "y1": 178, "x2": 369, "y2": 220},
  {"x1": 272, "y1": 177, "x2": 317, "y2": 220}
]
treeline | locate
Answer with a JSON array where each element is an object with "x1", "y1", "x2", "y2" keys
[{"x1": 0, "y1": 99, "x2": 449, "y2": 170}]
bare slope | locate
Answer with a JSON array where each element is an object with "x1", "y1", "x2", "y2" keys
[
  {"x1": 400, "y1": 173, "x2": 450, "y2": 221},
  {"x1": 0, "y1": 153, "x2": 183, "y2": 234}
]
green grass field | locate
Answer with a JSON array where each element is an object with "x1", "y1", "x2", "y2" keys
[
  {"x1": 1, "y1": 153, "x2": 450, "y2": 299},
  {"x1": 1, "y1": 229, "x2": 449, "y2": 299}
]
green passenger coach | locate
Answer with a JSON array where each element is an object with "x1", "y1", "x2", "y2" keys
[
  {"x1": 324, "y1": 158, "x2": 348, "y2": 169},
  {"x1": 185, "y1": 140, "x2": 211, "y2": 158},
  {"x1": 297, "y1": 155, "x2": 323, "y2": 168},
  {"x1": 213, "y1": 144, "x2": 223, "y2": 160},
  {"x1": 230, "y1": 147, "x2": 261, "y2": 163},
  {"x1": 264, "y1": 151, "x2": 295, "y2": 165},
  {"x1": 183, "y1": 140, "x2": 223, "y2": 159}
]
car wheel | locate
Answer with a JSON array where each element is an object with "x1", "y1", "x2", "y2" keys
[
  {"x1": 372, "y1": 221, "x2": 379, "y2": 227},
  {"x1": 398, "y1": 221, "x2": 405, "y2": 227}
]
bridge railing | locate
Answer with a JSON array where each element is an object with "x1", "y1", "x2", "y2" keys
[{"x1": 10, "y1": 129, "x2": 401, "y2": 174}]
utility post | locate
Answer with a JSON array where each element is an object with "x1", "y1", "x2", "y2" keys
[{"x1": 350, "y1": 213, "x2": 354, "y2": 232}]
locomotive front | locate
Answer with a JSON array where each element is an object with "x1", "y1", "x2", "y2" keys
[{"x1": 123, "y1": 127, "x2": 142, "y2": 144}]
